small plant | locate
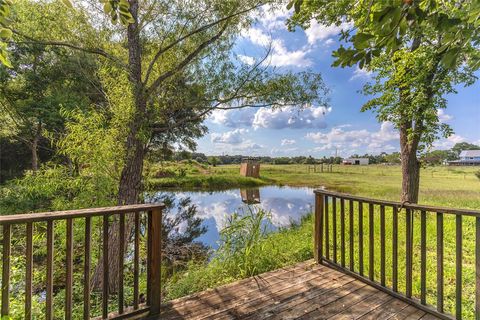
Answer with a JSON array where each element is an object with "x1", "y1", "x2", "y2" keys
[
  {"x1": 218, "y1": 206, "x2": 271, "y2": 278},
  {"x1": 475, "y1": 170, "x2": 480, "y2": 181}
]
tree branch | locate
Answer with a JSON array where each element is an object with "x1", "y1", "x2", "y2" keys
[
  {"x1": 146, "y1": 23, "x2": 229, "y2": 97},
  {"x1": 9, "y1": 29, "x2": 128, "y2": 70},
  {"x1": 143, "y1": 4, "x2": 262, "y2": 84}
]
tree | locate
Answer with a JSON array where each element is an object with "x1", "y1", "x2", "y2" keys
[
  {"x1": 6, "y1": 0, "x2": 328, "y2": 291},
  {"x1": 289, "y1": 0, "x2": 480, "y2": 203},
  {"x1": 422, "y1": 149, "x2": 450, "y2": 165},
  {"x1": 0, "y1": 42, "x2": 102, "y2": 172}
]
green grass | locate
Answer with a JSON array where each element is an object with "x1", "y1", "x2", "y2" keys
[
  {"x1": 160, "y1": 163, "x2": 480, "y2": 318},
  {"x1": 145, "y1": 161, "x2": 271, "y2": 190},
  {"x1": 208, "y1": 164, "x2": 480, "y2": 209}
]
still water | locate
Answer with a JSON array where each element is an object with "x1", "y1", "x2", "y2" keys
[{"x1": 155, "y1": 186, "x2": 315, "y2": 249}]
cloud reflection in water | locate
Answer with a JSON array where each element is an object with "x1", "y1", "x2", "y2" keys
[{"x1": 156, "y1": 186, "x2": 314, "y2": 249}]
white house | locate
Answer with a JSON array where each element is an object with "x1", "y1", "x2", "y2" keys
[
  {"x1": 342, "y1": 158, "x2": 369, "y2": 165},
  {"x1": 448, "y1": 150, "x2": 480, "y2": 166}
]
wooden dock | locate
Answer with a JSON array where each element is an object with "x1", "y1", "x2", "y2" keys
[{"x1": 158, "y1": 260, "x2": 440, "y2": 320}]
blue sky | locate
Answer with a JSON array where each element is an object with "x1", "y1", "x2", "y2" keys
[{"x1": 195, "y1": 5, "x2": 480, "y2": 158}]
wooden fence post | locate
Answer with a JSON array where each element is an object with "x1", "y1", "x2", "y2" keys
[
  {"x1": 314, "y1": 193, "x2": 324, "y2": 264},
  {"x1": 148, "y1": 208, "x2": 162, "y2": 315}
]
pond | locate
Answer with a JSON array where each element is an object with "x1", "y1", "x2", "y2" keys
[{"x1": 154, "y1": 186, "x2": 316, "y2": 249}]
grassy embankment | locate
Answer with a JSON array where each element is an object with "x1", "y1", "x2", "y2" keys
[
  {"x1": 149, "y1": 161, "x2": 480, "y2": 209},
  {"x1": 162, "y1": 163, "x2": 480, "y2": 318},
  {"x1": 145, "y1": 161, "x2": 271, "y2": 190}
]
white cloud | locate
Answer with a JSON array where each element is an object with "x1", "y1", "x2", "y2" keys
[
  {"x1": 241, "y1": 28, "x2": 312, "y2": 67},
  {"x1": 271, "y1": 147, "x2": 299, "y2": 154},
  {"x1": 305, "y1": 20, "x2": 352, "y2": 45},
  {"x1": 350, "y1": 66, "x2": 373, "y2": 81},
  {"x1": 238, "y1": 54, "x2": 256, "y2": 65},
  {"x1": 434, "y1": 134, "x2": 466, "y2": 150},
  {"x1": 281, "y1": 139, "x2": 296, "y2": 146},
  {"x1": 237, "y1": 140, "x2": 263, "y2": 150},
  {"x1": 306, "y1": 122, "x2": 399, "y2": 155},
  {"x1": 211, "y1": 129, "x2": 248, "y2": 144},
  {"x1": 253, "y1": 4, "x2": 291, "y2": 31},
  {"x1": 209, "y1": 109, "x2": 255, "y2": 128},
  {"x1": 437, "y1": 109, "x2": 453, "y2": 122},
  {"x1": 253, "y1": 105, "x2": 331, "y2": 130}
]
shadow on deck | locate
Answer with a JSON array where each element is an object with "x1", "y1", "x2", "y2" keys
[{"x1": 157, "y1": 260, "x2": 439, "y2": 320}]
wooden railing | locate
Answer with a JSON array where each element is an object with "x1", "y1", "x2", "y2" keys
[
  {"x1": 314, "y1": 189, "x2": 480, "y2": 320},
  {"x1": 0, "y1": 204, "x2": 164, "y2": 319}
]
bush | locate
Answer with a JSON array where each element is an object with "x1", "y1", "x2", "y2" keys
[{"x1": 476, "y1": 171, "x2": 480, "y2": 180}]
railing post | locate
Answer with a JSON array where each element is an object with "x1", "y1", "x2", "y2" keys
[
  {"x1": 148, "y1": 207, "x2": 163, "y2": 315},
  {"x1": 314, "y1": 192, "x2": 324, "y2": 264}
]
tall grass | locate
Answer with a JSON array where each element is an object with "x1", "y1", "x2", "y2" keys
[{"x1": 163, "y1": 207, "x2": 313, "y2": 300}]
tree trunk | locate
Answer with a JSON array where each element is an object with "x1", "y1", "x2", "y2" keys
[
  {"x1": 31, "y1": 122, "x2": 42, "y2": 172},
  {"x1": 91, "y1": 0, "x2": 148, "y2": 293},
  {"x1": 399, "y1": 123, "x2": 420, "y2": 203},
  {"x1": 31, "y1": 136, "x2": 39, "y2": 172}
]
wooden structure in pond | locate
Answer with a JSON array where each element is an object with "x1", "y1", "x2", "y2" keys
[
  {"x1": 3, "y1": 190, "x2": 480, "y2": 319},
  {"x1": 239, "y1": 157, "x2": 260, "y2": 178}
]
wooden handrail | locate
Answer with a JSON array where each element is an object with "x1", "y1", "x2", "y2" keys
[
  {"x1": 315, "y1": 189, "x2": 480, "y2": 217},
  {"x1": 0, "y1": 203, "x2": 164, "y2": 319},
  {"x1": 314, "y1": 190, "x2": 478, "y2": 320},
  {"x1": 0, "y1": 203, "x2": 165, "y2": 224}
]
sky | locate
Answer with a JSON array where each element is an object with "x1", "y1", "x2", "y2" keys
[{"x1": 195, "y1": 5, "x2": 480, "y2": 158}]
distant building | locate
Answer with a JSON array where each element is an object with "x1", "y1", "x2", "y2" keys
[
  {"x1": 240, "y1": 157, "x2": 260, "y2": 178},
  {"x1": 342, "y1": 158, "x2": 369, "y2": 165},
  {"x1": 448, "y1": 150, "x2": 480, "y2": 166}
]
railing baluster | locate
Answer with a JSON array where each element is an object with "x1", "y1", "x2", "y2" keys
[
  {"x1": 46, "y1": 221, "x2": 54, "y2": 320},
  {"x1": 118, "y1": 213, "x2": 125, "y2": 314},
  {"x1": 368, "y1": 203, "x2": 374, "y2": 281},
  {"x1": 332, "y1": 197, "x2": 337, "y2": 263},
  {"x1": 349, "y1": 200, "x2": 354, "y2": 271},
  {"x1": 340, "y1": 198, "x2": 345, "y2": 268},
  {"x1": 437, "y1": 212, "x2": 444, "y2": 313},
  {"x1": 25, "y1": 223, "x2": 33, "y2": 320},
  {"x1": 1, "y1": 224, "x2": 10, "y2": 318},
  {"x1": 406, "y1": 209, "x2": 413, "y2": 298},
  {"x1": 392, "y1": 206, "x2": 398, "y2": 292},
  {"x1": 134, "y1": 212, "x2": 140, "y2": 309},
  {"x1": 476, "y1": 217, "x2": 480, "y2": 320},
  {"x1": 325, "y1": 196, "x2": 329, "y2": 261},
  {"x1": 456, "y1": 214, "x2": 462, "y2": 319},
  {"x1": 358, "y1": 201, "x2": 364, "y2": 276},
  {"x1": 380, "y1": 205, "x2": 385, "y2": 286},
  {"x1": 148, "y1": 208, "x2": 163, "y2": 315},
  {"x1": 103, "y1": 214, "x2": 109, "y2": 319},
  {"x1": 65, "y1": 218, "x2": 73, "y2": 320},
  {"x1": 421, "y1": 210, "x2": 427, "y2": 305},
  {"x1": 84, "y1": 217, "x2": 91, "y2": 320},
  {"x1": 0, "y1": 204, "x2": 164, "y2": 320}
]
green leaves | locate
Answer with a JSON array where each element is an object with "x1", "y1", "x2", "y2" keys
[
  {"x1": 0, "y1": 28, "x2": 12, "y2": 39},
  {"x1": 0, "y1": 0, "x2": 12, "y2": 67},
  {"x1": 99, "y1": 0, "x2": 135, "y2": 25}
]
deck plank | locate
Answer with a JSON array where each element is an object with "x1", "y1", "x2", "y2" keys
[{"x1": 158, "y1": 261, "x2": 441, "y2": 320}]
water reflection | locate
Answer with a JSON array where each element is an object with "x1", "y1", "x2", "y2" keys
[
  {"x1": 240, "y1": 188, "x2": 261, "y2": 204},
  {"x1": 155, "y1": 186, "x2": 315, "y2": 249}
]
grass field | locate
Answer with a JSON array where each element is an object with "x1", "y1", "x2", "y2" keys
[
  {"x1": 156, "y1": 162, "x2": 480, "y2": 318},
  {"x1": 154, "y1": 162, "x2": 480, "y2": 209}
]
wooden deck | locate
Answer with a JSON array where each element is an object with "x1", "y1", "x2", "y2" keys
[{"x1": 158, "y1": 260, "x2": 440, "y2": 320}]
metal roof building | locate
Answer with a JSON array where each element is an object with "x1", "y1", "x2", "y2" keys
[{"x1": 448, "y1": 150, "x2": 480, "y2": 166}]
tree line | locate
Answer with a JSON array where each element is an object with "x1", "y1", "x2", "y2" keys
[{"x1": 151, "y1": 141, "x2": 480, "y2": 166}]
